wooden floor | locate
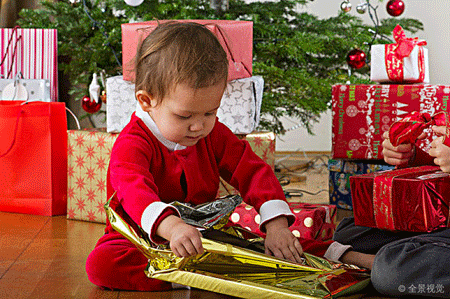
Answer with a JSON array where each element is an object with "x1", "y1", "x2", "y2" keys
[
  {"x1": 0, "y1": 212, "x2": 238, "y2": 299},
  {"x1": 0, "y1": 154, "x2": 393, "y2": 299}
]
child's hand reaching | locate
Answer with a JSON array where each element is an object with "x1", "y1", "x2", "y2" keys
[
  {"x1": 429, "y1": 125, "x2": 450, "y2": 173},
  {"x1": 156, "y1": 215, "x2": 204, "y2": 258},
  {"x1": 264, "y1": 216, "x2": 303, "y2": 263}
]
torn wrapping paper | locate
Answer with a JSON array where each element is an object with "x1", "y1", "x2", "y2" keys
[{"x1": 104, "y1": 194, "x2": 370, "y2": 299}]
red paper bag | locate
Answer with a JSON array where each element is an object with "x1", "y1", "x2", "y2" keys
[
  {"x1": 121, "y1": 20, "x2": 253, "y2": 82},
  {"x1": 0, "y1": 101, "x2": 67, "y2": 216},
  {"x1": 0, "y1": 27, "x2": 58, "y2": 101}
]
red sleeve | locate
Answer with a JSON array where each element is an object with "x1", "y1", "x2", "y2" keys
[
  {"x1": 108, "y1": 117, "x2": 162, "y2": 228},
  {"x1": 209, "y1": 121, "x2": 286, "y2": 212}
]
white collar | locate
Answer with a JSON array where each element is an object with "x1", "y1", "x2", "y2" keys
[{"x1": 135, "y1": 102, "x2": 187, "y2": 151}]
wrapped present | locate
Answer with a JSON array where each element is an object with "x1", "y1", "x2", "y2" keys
[
  {"x1": 350, "y1": 166, "x2": 450, "y2": 232},
  {"x1": 0, "y1": 27, "x2": 58, "y2": 101},
  {"x1": 67, "y1": 129, "x2": 118, "y2": 223},
  {"x1": 328, "y1": 159, "x2": 394, "y2": 210},
  {"x1": 105, "y1": 75, "x2": 136, "y2": 133},
  {"x1": 228, "y1": 202, "x2": 337, "y2": 241},
  {"x1": 217, "y1": 132, "x2": 276, "y2": 197},
  {"x1": 106, "y1": 75, "x2": 263, "y2": 134},
  {"x1": 105, "y1": 194, "x2": 371, "y2": 299},
  {"x1": 370, "y1": 25, "x2": 429, "y2": 84},
  {"x1": 122, "y1": 20, "x2": 252, "y2": 82},
  {"x1": 216, "y1": 76, "x2": 263, "y2": 134},
  {"x1": 331, "y1": 84, "x2": 450, "y2": 160},
  {"x1": 0, "y1": 78, "x2": 51, "y2": 101}
]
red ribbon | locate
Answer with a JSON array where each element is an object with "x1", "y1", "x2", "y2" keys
[
  {"x1": 389, "y1": 111, "x2": 450, "y2": 148},
  {"x1": 385, "y1": 25, "x2": 427, "y2": 83}
]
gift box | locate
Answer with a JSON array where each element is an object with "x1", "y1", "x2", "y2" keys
[
  {"x1": 350, "y1": 166, "x2": 450, "y2": 232},
  {"x1": 216, "y1": 76, "x2": 263, "y2": 134},
  {"x1": 0, "y1": 28, "x2": 58, "y2": 101},
  {"x1": 370, "y1": 25, "x2": 429, "y2": 84},
  {"x1": 105, "y1": 75, "x2": 136, "y2": 133},
  {"x1": 0, "y1": 78, "x2": 51, "y2": 101},
  {"x1": 121, "y1": 20, "x2": 252, "y2": 82},
  {"x1": 328, "y1": 159, "x2": 394, "y2": 210},
  {"x1": 217, "y1": 131, "x2": 276, "y2": 197},
  {"x1": 331, "y1": 84, "x2": 450, "y2": 160},
  {"x1": 67, "y1": 129, "x2": 118, "y2": 223},
  {"x1": 106, "y1": 75, "x2": 263, "y2": 134},
  {"x1": 228, "y1": 202, "x2": 337, "y2": 241}
]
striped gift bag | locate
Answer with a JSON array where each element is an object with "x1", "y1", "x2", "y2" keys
[{"x1": 0, "y1": 27, "x2": 58, "y2": 101}]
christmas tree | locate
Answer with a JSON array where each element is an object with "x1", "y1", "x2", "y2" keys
[{"x1": 18, "y1": 0, "x2": 422, "y2": 133}]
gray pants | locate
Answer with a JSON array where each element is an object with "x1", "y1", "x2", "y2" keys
[{"x1": 334, "y1": 217, "x2": 450, "y2": 297}]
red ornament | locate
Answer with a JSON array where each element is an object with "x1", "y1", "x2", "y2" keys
[
  {"x1": 81, "y1": 95, "x2": 102, "y2": 114},
  {"x1": 386, "y1": 0, "x2": 405, "y2": 17},
  {"x1": 346, "y1": 49, "x2": 366, "y2": 69}
]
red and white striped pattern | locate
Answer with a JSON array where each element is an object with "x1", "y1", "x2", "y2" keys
[{"x1": 1, "y1": 28, "x2": 58, "y2": 101}]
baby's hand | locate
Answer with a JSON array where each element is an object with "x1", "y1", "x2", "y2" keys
[
  {"x1": 156, "y1": 215, "x2": 204, "y2": 258},
  {"x1": 429, "y1": 125, "x2": 450, "y2": 173},
  {"x1": 264, "y1": 216, "x2": 303, "y2": 263},
  {"x1": 381, "y1": 131, "x2": 415, "y2": 166}
]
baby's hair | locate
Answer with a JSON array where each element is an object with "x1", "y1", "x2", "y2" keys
[{"x1": 135, "y1": 21, "x2": 229, "y2": 102}]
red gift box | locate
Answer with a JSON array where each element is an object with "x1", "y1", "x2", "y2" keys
[
  {"x1": 331, "y1": 84, "x2": 450, "y2": 160},
  {"x1": 228, "y1": 202, "x2": 337, "y2": 241},
  {"x1": 121, "y1": 20, "x2": 253, "y2": 82},
  {"x1": 350, "y1": 166, "x2": 450, "y2": 232}
]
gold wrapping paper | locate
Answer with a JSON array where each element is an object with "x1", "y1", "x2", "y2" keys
[{"x1": 105, "y1": 195, "x2": 370, "y2": 298}]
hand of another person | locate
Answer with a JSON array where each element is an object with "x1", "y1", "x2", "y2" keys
[
  {"x1": 157, "y1": 215, "x2": 204, "y2": 258},
  {"x1": 264, "y1": 216, "x2": 303, "y2": 263},
  {"x1": 428, "y1": 125, "x2": 450, "y2": 173},
  {"x1": 381, "y1": 131, "x2": 421, "y2": 166}
]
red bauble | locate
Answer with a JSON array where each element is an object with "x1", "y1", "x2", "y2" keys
[
  {"x1": 386, "y1": 0, "x2": 405, "y2": 17},
  {"x1": 346, "y1": 49, "x2": 366, "y2": 69},
  {"x1": 81, "y1": 95, "x2": 102, "y2": 113}
]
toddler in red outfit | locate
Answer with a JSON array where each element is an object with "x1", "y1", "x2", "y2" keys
[{"x1": 86, "y1": 21, "x2": 304, "y2": 291}]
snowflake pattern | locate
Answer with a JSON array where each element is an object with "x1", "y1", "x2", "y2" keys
[{"x1": 67, "y1": 130, "x2": 118, "y2": 223}]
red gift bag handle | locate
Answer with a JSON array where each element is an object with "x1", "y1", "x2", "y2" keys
[
  {"x1": 0, "y1": 26, "x2": 23, "y2": 79},
  {"x1": 0, "y1": 102, "x2": 79, "y2": 158}
]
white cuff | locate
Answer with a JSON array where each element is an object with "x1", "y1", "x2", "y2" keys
[
  {"x1": 141, "y1": 201, "x2": 180, "y2": 244},
  {"x1": 323, "y1": 241, "x2": 353, "y2": 262},
  {"x1": 259, "y1": 200, "x2": 295, "y2": 233}
]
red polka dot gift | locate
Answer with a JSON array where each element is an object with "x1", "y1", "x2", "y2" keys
[{"x1": 229, "y1": 202, "x2": 337, "y2": 241}]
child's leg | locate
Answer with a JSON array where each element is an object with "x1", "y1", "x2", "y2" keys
[
  {"x1": 86, "y1": 233, "x2": 172, "y2": 291},
  {"x1": 333, "y1": 217, "x2": 418, "y2": 253},
  {"x1": 371, "y1": 229, "x2": 450, "y2": 298}
]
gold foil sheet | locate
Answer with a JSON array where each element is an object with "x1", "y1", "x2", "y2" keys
[{"x1": 105, "y1": 195, "x2": 370, "y2": 298}]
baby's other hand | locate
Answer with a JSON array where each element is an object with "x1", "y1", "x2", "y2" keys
[{"x1": 264, "y1": 216, "x2": 303, "y2": 263}]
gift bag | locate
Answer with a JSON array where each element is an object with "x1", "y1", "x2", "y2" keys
[
  {"x1": 0, "y1": 27, "x2": 58, "y2": 101},
  {"x1": 0, "y1": 101, "x2": 67, "y2": 216}
]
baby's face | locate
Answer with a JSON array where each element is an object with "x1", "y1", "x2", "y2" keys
[{"x1": 149, "y1": 82, "x2": 225, "y2": 146}]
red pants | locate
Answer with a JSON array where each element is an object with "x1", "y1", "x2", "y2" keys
[{"x1": 86, "y1": 231, "x2": 333, "y2": 291}]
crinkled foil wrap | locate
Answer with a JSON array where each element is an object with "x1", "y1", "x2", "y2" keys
[{"x1": 105, "y1": 195, "x2": 370, "y2": 298}]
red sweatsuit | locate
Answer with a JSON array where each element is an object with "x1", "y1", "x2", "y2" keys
[{"x1": 86, "y1": 113, "x2": 330, "y2": 291}]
